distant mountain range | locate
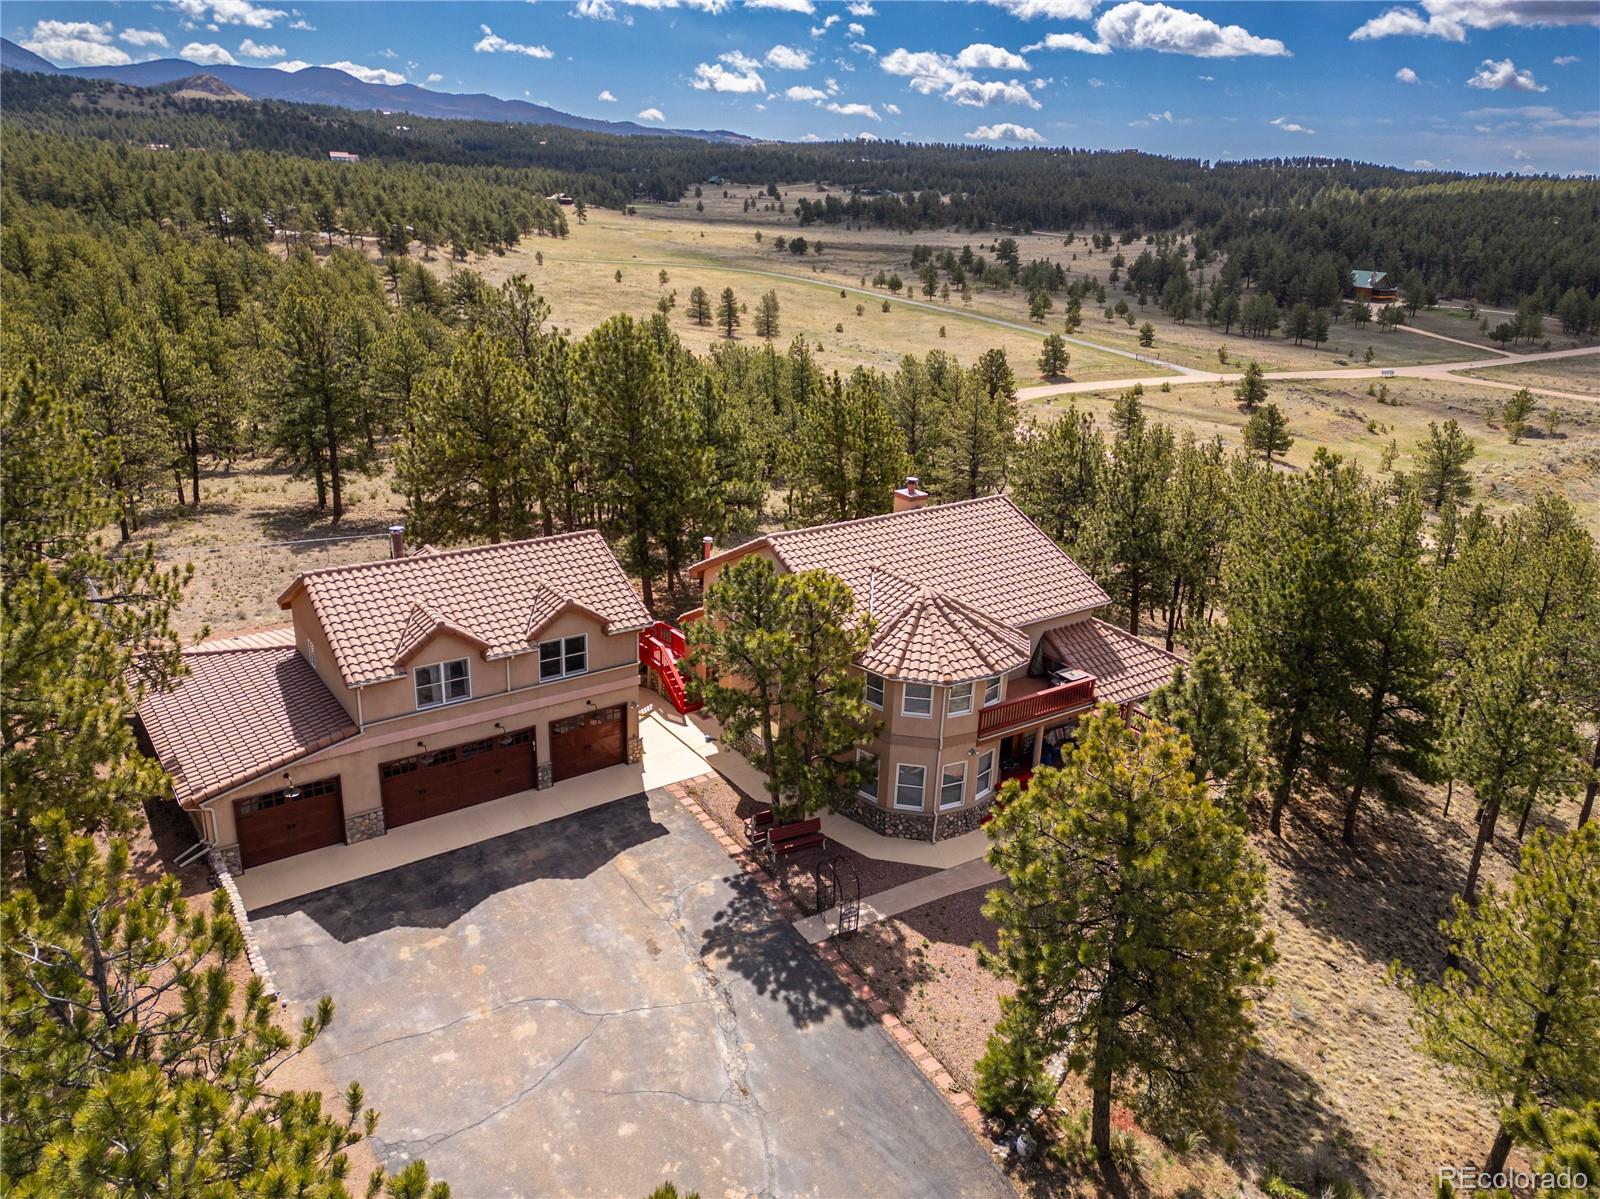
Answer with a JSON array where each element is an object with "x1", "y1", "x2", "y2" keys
[{"x1": 0, "y1": 37, "x2": 755, "y2": 144}]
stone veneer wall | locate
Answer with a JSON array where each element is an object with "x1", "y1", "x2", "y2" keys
[
  {"x1": 210, "y1": 842, "x2": 244, "y2": 874},
  {"x1": 626, "y1": 734, "x2": 644, "y2": 764},
  {"x1": 344, "y1": 808, "x2": 385, "y2": 843},
  {"x1": 835, "y1": 794, "x2": 994, "y2": 842},
  {"x1": 536, "y1": 761, "x2": 554, "y2": 789},
  {"x1": 209, "y1": 855, "x2": 276, "y2": 995}
]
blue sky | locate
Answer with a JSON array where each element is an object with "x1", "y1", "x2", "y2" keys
[{"x1": 11, "y1": 1, "x2": 1600, "y2": 174}]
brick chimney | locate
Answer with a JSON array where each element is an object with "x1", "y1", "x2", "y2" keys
[
  {"x1": 892, "y1": 476, "x2": 929, "y2": 513},
  {"x1": 388, "y1": 524, "x2": 406, "y2": 559}
]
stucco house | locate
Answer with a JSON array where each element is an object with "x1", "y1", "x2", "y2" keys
[
  {"x1": 136, "y1": 530, "x2": 651, "y2": 874},
  {"x1": 686, "y1": 480, "x2": 1181, "y2": 841}
]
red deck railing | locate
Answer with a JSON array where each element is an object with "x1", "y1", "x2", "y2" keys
[
  {"x1": 977, "y1": 675, "x2": 1096, "y2": 739},
  {"x1": 640, "y1": 620, "x2": 702, "y2": 715}
]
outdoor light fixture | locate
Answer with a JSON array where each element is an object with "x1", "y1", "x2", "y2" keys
[
  {"x1": 495, "y1": 721, "x2": 513, "y2": 747},
  {"x1": 280, "y1": 771, "x2": 301, "y2": 801}
]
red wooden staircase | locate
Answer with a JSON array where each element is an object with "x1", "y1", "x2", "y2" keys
[{"x1": 640, "y1": 620, "x2": 702, "y2": 714}]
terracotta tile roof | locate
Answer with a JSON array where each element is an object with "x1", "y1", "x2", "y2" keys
[
  {"x1": 392, "y1": 604, "x2": 489, "y2": 667},
  {"x1": 137, "y1": 643, "x2": 357, "y2": 809},
  {"x1": 190, "y1": 625, "x2": 296, "y2": 651},
  {"x1": 859, "y1": 586, "x2": 1030, "y2": 684},
  {"x1": 694, "y1": 496, "x2": 1109, "y2": 629},
  {"x1": 1043, "y1": 619, "x2": 1181, "y2": 706},
  {"x1": 277, "y1": 530, "x2": 652, "y2": 689}
]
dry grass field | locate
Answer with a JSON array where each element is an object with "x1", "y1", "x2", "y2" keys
[{"x1": 1460, "y1": 354, "x2": 1600, "y2": 394}]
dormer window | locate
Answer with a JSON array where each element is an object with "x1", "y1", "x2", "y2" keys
[
  {"x1": 415, "y1": 658, "x2": 470, "y2": 708},
  {"x1": 539, "y1": 634, "x2": 588, "y2": 682}
]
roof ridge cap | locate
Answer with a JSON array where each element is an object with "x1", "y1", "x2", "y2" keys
[
  {"x1": 293, "y1": 528, "x2": 606, "y2": 587},
  {"x1": 769, "y1": 494, "x2": 1006, "y2": 541}
]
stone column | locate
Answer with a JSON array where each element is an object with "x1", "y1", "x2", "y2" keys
[
  {"x1": 209, "y1": 843, "x2": 244, "y2": 875},
  {"x1": 344, "y1": 808, "x2": 385, "y2": 843}
]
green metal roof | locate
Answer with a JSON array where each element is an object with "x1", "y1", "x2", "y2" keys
[{"x1": 1351, "y1": 269, "x2": 1391, "y2": 289}]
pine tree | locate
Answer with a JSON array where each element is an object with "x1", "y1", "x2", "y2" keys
[
  {"x1": 785, "y1": 369, "x2": 906, "y2": 523},
  {"x1": 935, "y1": 348, "x2": 1017, "y2": 501},
  {"x1": 1224, "y1": 451, "x2": 1373, "y2": 836},
  {"x1": 888, "y1": 353, "x2": 948, "y2": 475},
  {"x1": 717, "y1": 287, "x2": 741, "y2": 338},
  {"x1": 688, "y1": 557, "x2": 874, "y2": 821},
  {"x1": 1037, "y1": 333, "x2": 1069, "y2": 379},
  {"x1": 1144, "y1": 646, "x2": 1267, "y2": 809},
  {"x1": 1233, "y1": 360, "x2": 1267, "y2": 411},
  {"x1": 1157, "y1": 433, "x2": 1231, "y2": 650},
  {"x1": 1405, "y1": 823, "x2": 1599, "y2": 1175},
  {"x1": 0, "y1": 824, "x2": 451, "y2": 1197},
  {"x1": 753, "y1": 290, "x2": 781, "y2": 340},
  {"x1": 977, "y1": 707, "x2": 1273, "y2": 1156},
  {"x1": 1415, "y1": 420, "x2": 1476, "y2": 512},
  {"x1": 397, "y1": 330, "x2": 541, "y2": 545},
  {"x1": 687, "y1": 286, "x2": 713, "y2": 327},
  {"x1": 1, "y1": 365, "x2": 187, "y2": 888},
  {"x1": 1010, "y1": 405, "x2": 1104, "y2": 547},
  {"x1": 1085, "y1": 390, "x2": 1173, "y2": 635},
  {"x1": 1339, "y1": 486, "x2": 1441, "y2": 845},
  {"x1": 1243, "y1": 401, "x2": 1294, "y2": 464}
]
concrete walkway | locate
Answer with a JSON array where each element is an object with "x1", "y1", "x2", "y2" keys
[
  {"x1": 792, "y1": 855, "x2": 1003, "y2": 944},
  {"x1": 647, "y1": 708, "x2": 993, "y2": 868},
  {"x1": 235, "y1": 693, "x2": 711, "y2": 909}
]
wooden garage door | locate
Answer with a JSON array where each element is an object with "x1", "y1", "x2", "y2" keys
[
  {"x1": 235, "y1": 778, "x2": 344, "y2": 870},
  {"x1": 550, "y1": 705, "x2": 626, "y2": 782},
  {"x1": 380, "y1": 728, "x2": 535, "y2": 829}
]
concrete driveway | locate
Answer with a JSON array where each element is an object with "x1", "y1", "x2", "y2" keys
[{"x1": 250, "y1": 788, "x2": 1012, "y2": 1199}]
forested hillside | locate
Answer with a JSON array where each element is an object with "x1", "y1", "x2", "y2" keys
[{"x1": 5, "y1": 67, "x2": 1597, "y2": 307}]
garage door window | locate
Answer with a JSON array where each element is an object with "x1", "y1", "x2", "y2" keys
[
  {"x1": 539, "y1": 634, "x2": 588, "y2": 681},
  {"x1": 237, "y1": 777, "x2": 338, "y2": 816},
  {"x1": 416, "y1": 658, "x2": 470, "y2": 709}
]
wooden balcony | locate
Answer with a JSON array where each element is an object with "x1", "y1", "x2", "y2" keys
[{"x1": 977, "y1": 673, "x2": 1096, "y2": 739}]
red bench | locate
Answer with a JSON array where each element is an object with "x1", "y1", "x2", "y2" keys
[
  {"x1": 767, "y1": 817, "x2": 826, "y2": 859},
  {"x1": 743, "y1": 808, "x2": 774, "y2": 850}
]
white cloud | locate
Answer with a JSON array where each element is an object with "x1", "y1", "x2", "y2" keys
[
  {"x1": 825, "y1": 76, "x2": 839, "y2": 93},
  {"x1": 426, "y1": 72, "x2": 444, "y2": 82},
  {"x1": 1269, "y1": 116, "x2": 1315, "y2": 134},
  {"x1": 692, "y1": 60, "x2": 767, "y2": 92},
  {"x1": 884, "y1": 102, "x2": 900, "y2": 114},
  {"x1": 784, "y1": 84, "x2": 829, "y2": 100},
  {"x1": 1395, "y1": 66, "x2": 1419, "y2": 83},
  {"x1": 379, "y1": 48, "x2": 397, "y2": 59},
  {"x1": 171, "y1": 0, "x2": 286, "y2": 31},
  {"x1": 1466, "y1": 58, "x2": 1546, "y2": 92},
  {"x1": 848, "y1": 40, "x2": 876, "y2": 55},
  {"x1": 799, "y1": 131, "x2": 823, "y2": 141},
  {"x1": 474, "y1": 26, "x2": 554, "y2": 58},
  {"x1": 1350, "y1": 0, "x2": 1599, "y2": 41},
  {"x1": 956, "y1": 43, "x2": 1031, "y2": 71},
  {"x1": 119, "y1": 28, "x2": 170, "y2": 48},
  {"x1": 289, "y1": 18, "x2": 314, "y2": 30},
  {"x1": 880, "y1": 48, "x2": 969, "y2": 93},
  {"x1": 966, "y1": 121, "x2": 1046, "y2": 142},
  {"x1": 1148, "y1": 109, "x2": 1173, "y2": 122},
  {"x1": 237, "y1": 37, "x2": 284, "y2": 57},
  {"x1": 848, "y1": 1, "x2": 875, "y2": 14},
  {"x1": 855, "y1": 131, "x2": 880, "y2": 141},
  {"x1": 598, "y1": 88, "x2": 618, "y2": 101},
  {"x1": 180, "y1": 41, "x2": 238, "y2": 65},
  {"x1": 986, "y1": 0, "x2": 1096, "y2": 18},
  {"x1": 1467, "y1": 104, "x2": 1599, "y2": 129},
  {"x1": 824, "y1": 100, "x2": 880, "y2": 119},
  {"x1": 1095, "y1": 2, "x2": 1290, "y2": 57},
  {"x1": 721, "y1": 49, "x2": 764, "y2": 70},
  {"x1": 947, "y1": 78, "x2": 1042, "y2": 107},
  {"x1": 637, "y1": 106, "x2": 666, "y2": 121},
  {"x1": 22, "y1": 20, "x2": 133, "y2": 66},
  {"x1": 1022, "y1": 31, "x2": 1111, "y2": 54},
  {"x1": 810, "y1": 14, "x2": 840, "y2": 36},
  {"x1": 1554, "y1": 55, "x2": 1581, "y2": 66},
  {"x1": 324, "y1": 60, "x2": 407, "y2": 85},
  {"x1": 766, "y1": 44, "x2": 811, "y2": 68},
  {"x1": 1413, "y1": 158, "x2": 1435, "y2": 167},
  {"x1": 744, "y1": 0, "x2": 815, "y2": 11},
  {"x1": 1088, "y1": 76, "x2": 1107, "y2": 86},
  {"x1": 270, "y1": 59, "x2": 310, "y2": 71}
]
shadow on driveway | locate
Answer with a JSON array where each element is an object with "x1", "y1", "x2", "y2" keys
[{"x1": 252, "y1": 791, "x2": 668, "y2": 942}]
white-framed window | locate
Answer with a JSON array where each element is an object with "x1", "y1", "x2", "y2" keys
[
  {"x1": 415, "y1": 658, "x2": 470, "y2": 709},
  {"x1": 865, "y1": 672, "x2": 885, "y2": 709},
  {"x1": 858, "y1": 754, "x2": 879, "y2": 800},
  {"x1": 948, "y1": 681, "x2": 974, "y2": 717},
  {"x1": 983, "y1": 676, "x2": 1003, "y2": 706},
  {"x1": 539, "y1": 634, "x2": 588, "y2": 682},
  {"x1": 894, "y1": 763, "x2": 926, "y2": 810},
  {"x1": 975, "y1": 750, "x2": 995, "y2": 798},
  {"x1": 902, "y1": 682, "x2": 933, "y2": 718},
  {"x1": 940, "y1": 762, "x2": 966, "y2": 809}
]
